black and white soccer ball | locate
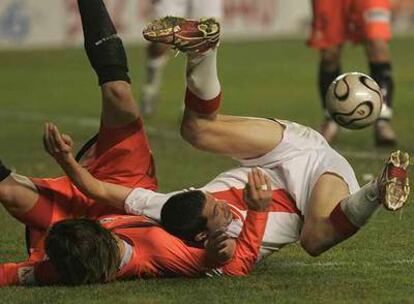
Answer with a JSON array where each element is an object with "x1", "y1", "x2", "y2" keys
[{"x1": 326, "y1": 72, "x2": 383, "y2": 129}]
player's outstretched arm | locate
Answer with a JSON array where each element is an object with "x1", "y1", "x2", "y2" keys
[{"x1": 43, "y1": 123, "x2": 131, "y2": 210}]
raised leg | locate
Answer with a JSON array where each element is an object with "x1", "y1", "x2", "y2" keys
[
  {"x1": 78, "y1": 0, "x2": 140, "y2": 128},
  {"x1": 143, "y1": 17, "x2": 283, "y2": 160},
  {"x1": 300, "y1": 151, "x2": 410, "y2": 256}
]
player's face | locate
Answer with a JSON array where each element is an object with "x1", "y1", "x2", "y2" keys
[{"x1": 201, "y1": 192, "x2": 233, "y2": 233}]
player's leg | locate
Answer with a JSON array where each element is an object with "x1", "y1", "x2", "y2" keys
[
  {"x1": 143, "y1": 17, "x2": 284, "y2": 159},
  {"x1": 77, "y1": 2, "x2": 185, "y2": 193},
  {"x1": 0, "y1": 167, "x2": 39, "y2": 217},
  {"x1": 78, "y1": 0, "x2": 139, "y2": 128},
  {"x1": 308, "y1": 0, "x2": 347, "y2": 142},
  {"x1": 141, "y1": 0, "x2": 187, "y2": 117},
  {"x1": 0, "y1": 164, "x2": 58, "y2": 260},
  {"x1": 359, "y1": 0, "x2": 396, "y2": 145},
  {"x1": 318, "y1": 46, "x2": 343, "y2": 142},
  {"x1": 300, "y1": 151, "x2": 409, "y2": 256},
  {"x1": 300, "y1": 173, "x2": 353, "y2": 256},
  {"x1": 77, "y1": 0, "x2": 157, "y2": 188}
]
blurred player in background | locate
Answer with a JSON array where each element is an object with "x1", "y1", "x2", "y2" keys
[
  {"x1": 309, "y1": 0, "x2": 397, "y2": 145},
  {"x1": 141, "y1": 0, "x2": 222, "y2": 117}
]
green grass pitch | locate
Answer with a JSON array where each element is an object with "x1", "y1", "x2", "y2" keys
[{"x1": 0, "y1": 38, "x2": 413, "y2": 303}]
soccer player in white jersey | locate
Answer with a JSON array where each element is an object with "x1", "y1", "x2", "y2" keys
[
  {"x1": 43, "y1": 17, "x2": 409, "y2": 264},
  {"x1": 141, "y1": 0, "x2": 222, "y2": 117}
]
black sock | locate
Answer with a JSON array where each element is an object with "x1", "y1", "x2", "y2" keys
[
  {"x1": 0, "y1": 161, "x2": 11, "y2": 182},
  {"x1": 319, "y1": 64, "x2": 341, "y2": 112},
  {"x1": 369, "y1": 62, "x2": 394, "y2": 108},
  {"x1": 78, "y1": 0, "x2": 130, "y2": 85}
]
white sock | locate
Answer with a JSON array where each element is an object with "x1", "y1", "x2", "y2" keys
[
  {"x1": 186, "y1": 49, "x2": 221, "y2": 100},
  {"x1": 340, "y1": 181, "x2": 380, "y2": 227}
]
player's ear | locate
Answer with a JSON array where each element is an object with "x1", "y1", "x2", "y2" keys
[{"x1": 194, "y1": 231, "x2": 208, "y2": 242}]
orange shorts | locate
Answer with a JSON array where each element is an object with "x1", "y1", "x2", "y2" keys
[
  {"x1": 308, "y1": 0, "x2": 392, "y2": 49},
  {"x1": 16, "y1": 119, "x2": 157, "y2": 258}
]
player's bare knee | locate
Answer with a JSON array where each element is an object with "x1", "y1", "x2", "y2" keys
[
  {"x1": 180, "y1": 119, "x2": 201, "y2": 145},
  {"x1": 102, "y1": 81, "x2": 132, "y2": 103},
  {"x1": 300, "y1": 233, "x2": 324, "y2": 257},
  {"x1": 0, "y1": 182, "x2": 17, "y2": 209},
  {"x1": 300, "y1": 222, "x2": 331, "y2": 257},
  {"x1": 180, "y1": 118, "x2": 209, "y2": 149}
]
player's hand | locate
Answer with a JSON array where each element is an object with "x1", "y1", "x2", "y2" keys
[
  {"x1": 43, "y1": 122, "x2": 74, "y2": 163},
  {"x1": 205, "y1": 229, "x2": 236, "y2": 265},
  {"x1": 243, "y1": 168, "x2": 272, "y2": 212}
]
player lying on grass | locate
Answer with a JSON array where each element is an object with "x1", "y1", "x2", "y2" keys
[
  {"x1": 0, "y1": 1, "x2": 271, "y2": 286},
  {"x1": 144, "y1": 16, "x2": 410, "y2": 257},
  {"x1": 42, "y1": 17, "x2": 410, "y2": 264}
]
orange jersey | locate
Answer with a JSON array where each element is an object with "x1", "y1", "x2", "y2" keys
[
  {"x1": 14, "y1": 119, "x2": 157, "y2": 260},
  {"x1": 0, "y1": 212, "x2": 268, "y2": 286},
  {"x1": 309, "y1": 0, "x2": 392, "y2": 49}
]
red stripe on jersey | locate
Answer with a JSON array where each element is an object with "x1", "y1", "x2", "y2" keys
[
  {"x1": 229, "y1": 205, "x2": 244, "y2": 222},
  {"x1": 212, "y1": 187, "x2": 301, "y2": 217}
]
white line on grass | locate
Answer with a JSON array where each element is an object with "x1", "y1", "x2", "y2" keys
[
  {"x1": 0, "y1": 110, "x2": 100, "y2": 128},
  {"x1": 341, "y1": 150, "x2": 389, "y2": 161},
  {"x1": 1, "y1": 110, "x2": 391, "y2": 160},
  {"x1": 275, "y1": 259, "x2": 414, "y2": 268},
  {"x1": 0, "y1": 110, "x2": 180, "y2": 139}
]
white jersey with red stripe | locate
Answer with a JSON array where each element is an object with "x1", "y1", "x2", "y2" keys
[
  {"x1": 125, "y1": 119, "x2": 360, "y2": 258},
  {"x1": 199, "y1": 167, "x2": 303, "y2": 254}
]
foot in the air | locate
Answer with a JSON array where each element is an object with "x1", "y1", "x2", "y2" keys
[
  {"x1": 375, "y1": 120, "x2": 397, "y2": 147},
  {"x1": 320, "y1": 119, "x2": 339, "y2": 143},
  {"x1": 143, "y1": 16, "x2": 220, "y2": 54},
  {"x1": 377, "y1": 150, "x2": 410, "y2": 211}
]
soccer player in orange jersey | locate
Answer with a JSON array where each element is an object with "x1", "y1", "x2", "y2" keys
[
  {"x1": 309, "y1": 0, "x2": 397, "y2": 145},
  {"x1": 0, "y1": 0, "x2": 269, "y2": 286}
]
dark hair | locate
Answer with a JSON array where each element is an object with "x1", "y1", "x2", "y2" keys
[
  {"x1": 45, "y1": 219, "x2": 121, "y2": 285},
  {"x1": 161, "y1": 190, "x2": 207, "y2": 241}
]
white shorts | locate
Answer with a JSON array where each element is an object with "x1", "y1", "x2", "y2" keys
[
  {"x1": 238, "y1": 119, "x2": 360, "y2": 215},
  {"x1": 152, "y1": 0, "x2": 222, "y2": 20},
  {"x1": 125, "y1": 118, "x2": 360, "y2": 253}
]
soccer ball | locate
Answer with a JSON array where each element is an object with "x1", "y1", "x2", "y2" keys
[{"x1": 325, "y1": 72, "x2": 383, "y2": 129}]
